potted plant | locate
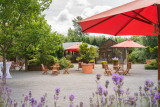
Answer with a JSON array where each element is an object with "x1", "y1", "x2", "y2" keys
[
  {"x1": 127, "y1": 62, "x2": 132, "y2": 69},
  {"x1": 89, "y1": 60, "x2": 95, "y2": 69},
  {"x1": 112, "y1": 57, "x2": 118, "y2": 70},
  {"x1": 77, "y1": 43, "x2": 96, "y2": 73},
  {"x1": 101, "y1": 61, "x2": 107, "y2": 68}
]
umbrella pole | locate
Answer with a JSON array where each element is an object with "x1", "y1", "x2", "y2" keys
[
  {"x1": 158, "y1": 33, "x2": 160, "y2": 81},
  {"x1": 127, "y1": 48, "x2": 129, "y2": 63}
]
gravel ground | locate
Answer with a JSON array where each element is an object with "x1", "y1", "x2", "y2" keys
[{"x1": 5, "y1": 64, "x2": 157, "y2": 106}]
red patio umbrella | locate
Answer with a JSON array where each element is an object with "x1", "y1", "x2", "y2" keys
[
  {"x1": 79, "y1": 0, "x2": 160, "y2": 79},
  {"x1": 64, "y1": 43, "x2": 80, "y2": 51},
  {"x1": 111, "y1": 40, "x2": 146, "y2": 62}
]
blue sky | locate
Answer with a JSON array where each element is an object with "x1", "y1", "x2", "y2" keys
[{"x1": 43, "y1": 0, "x2": 134, "y2": 35}]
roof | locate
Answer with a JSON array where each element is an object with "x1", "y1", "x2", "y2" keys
[{"x1": 63, "y1": 42, "x2": 98, "y2": 49}]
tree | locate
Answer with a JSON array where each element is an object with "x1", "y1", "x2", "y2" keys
[
  {"x1": 0, "y1": 0, "x2": 52, "y2": 77},
  {"x1": 12, "y1": 16, "x2": 52, "y2": 71}
]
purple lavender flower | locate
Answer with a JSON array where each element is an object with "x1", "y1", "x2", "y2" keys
[
  {"x1": 64, "y1": 96, "x2": 66, "y2": 99},
  {"x1": 22, "y1": 103, "x2": 25, "y2": 107},
  {"x1": 10, "y1": 100, "x2": 13, "y2": 105},
  {"x1": 144, "y1": 86, "x2": 149, "y2": 92},
  {"x1": 103, "y1": 89, "x2": 108, "y2": 96},
  {"x1": 105, "y1": 80, "x2": 109, "y2": 88},
  {"x1": 155, "y1": 93, "x2": 160, "y2": 100},
  {"x1": 30, "y1": 98, "x2": 35, "y2": 105},
  {"x1": 126, "y1": 96, "x2": 137, "y2": 106},
  {"x1": 98, "y1": 84, "x2": 104, "y2": 96},
  {"x1": 29, "y1": 90, "x2": 32, "y2": 99},
  {"x1": 126, "y1": 88, "x2": 130, "y2": 95},
  {"x1": 37, "y1": 103, "x2": 42, "y2": 107},
  {"x1": 24, "y1": 95, "x2": 28, "y2": 102},
  {"x1": 118, "y1": 97, "x2": 123, "y2": 101},
  {"x1": 139, "y1": 86, "x2": 142, "y2": 90},
  {"x1": 154, "y1": 86, "x2": 158, "y2": 91},
  {"x1": 69, "y1": 94, "x2": 75, "y2": 101},
  {"x1": 112, "y1": 73, "x2": 124, "y2": 87},
  {"x1": 112, "y1": 73, "x2": 119, "y2": 84},
  {"x1": 55, "y1": 87, "x2": 60, "y2": 96},
  {"x1": 41, "y1": 96, "x2": 45, "y2": 103},
  {"x1": 14, "y1": 102, "x2": 18, "y2": 107},
  {"x1": 69, "y1": 104, "x2": 74, "y2": 107},
  {"x1": 96, "y1": 74, "x2": 101, "y2": 80},
  {"x1": 80, "y1": 102, "x2": 83, "y2": 107}
]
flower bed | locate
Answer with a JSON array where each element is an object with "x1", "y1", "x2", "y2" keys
[{"x1": 0, "y1": 73, "x2": 159, "y2": 107}]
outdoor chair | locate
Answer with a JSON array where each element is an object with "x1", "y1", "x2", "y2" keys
[
  {"x1": 122, "y1": 66, "x2": 130, "y2": 75},
  {"x1": 17, "y1": 62, "x2": 25, "y2": 71},
  {"x1": 10, "y1": 61, "x2": 16, "y2": 71},
  {"x1": 55, "y1": 63, "x2": 60, "y2": 72},
  {"x1": 119, "y1": 62, "x2": 124, "y2": 70},
  {"x1": 64, "y1": 64, "x2": 70, "y2": 74},
  {"x1": 103, "y1": 63, "x2": 112, "y2": 76},
  {"x1": 13, "y1": 60, "x2": 25, "y2": 71},
  {"x1": 50, "y1": 64, "x2": 59, "y2": 75},
  {"x1": 41, "y1": 64, "x2": 49, "y2": 74}
]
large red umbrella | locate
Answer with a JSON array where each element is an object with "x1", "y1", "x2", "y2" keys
[
  {"x1": 64, "y1": 43, "x2": 80, "y2": 51},
  {"x1": 79, "y1": 0, "x2": 160, "y2": 79},
  {"x1": 111, "y1": 40, "x2": 146, "y2": 62}
]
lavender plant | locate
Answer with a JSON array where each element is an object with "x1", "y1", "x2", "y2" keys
[{"x1": 0, "y1": 73, "x2": 160, "y2": 107}]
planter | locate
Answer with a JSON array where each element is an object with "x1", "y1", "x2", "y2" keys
[
  {"x1": 89, "y1": 62, "x2": 95, "y2": 69},
  {"x1": 81, "y1": 63, "x2": 93, "y2": 73},
  {"x1": 146, "y1": 60, "x2": 152, "y2": 65},
  {"x1": 127, "y1": 63, "x2": 132, "y2": 69},
  {"x1": 102, "y1": 63, "x2": 107, "y2": 68},
  {"x1": 28, "y1": 65, "x2": 42, "y2": 71},
  {"x1": 113, "y1": 61, "x2": 118, "y2": 70}
]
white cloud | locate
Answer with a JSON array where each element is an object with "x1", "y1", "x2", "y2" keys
[
  {"x1": 81, "y1": 5, "x2": 112, "y2": 18},
  {"x1": 65, "y1": 0, "x2": 90, "y2": 9},
  {"x1": 56, "y1": 9, "x2": 74, "y2": 23},
  {"x1": 46, "y1": 9, "x2": 75, "y2": 35}
]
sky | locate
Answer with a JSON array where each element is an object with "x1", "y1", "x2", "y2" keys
[{"x1": 43, "y1": 0, "x2": 134, "y2": 36}]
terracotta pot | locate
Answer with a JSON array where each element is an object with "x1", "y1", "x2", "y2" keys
[
  {"x1": 81, "y1": 63, "x2": 93, "y2": 73},
  {"x1": 113, "y1": 61, "x2": 118, "y2": 66},
  {"x1": 146, "y1": 60, "x2": 152, "y2": 65},
  {"x1": 89, "y1": 62, "x2": 95, "y2": 69},
  {"x1": 127, "y1": 63, "x2": 131, "y2": 69},
  {"x1": 113, "y1": 61, "x2": 118, "y2": 70},
  {"x1": 102, "y1": 63, "x2": 106, "y2": 68}
]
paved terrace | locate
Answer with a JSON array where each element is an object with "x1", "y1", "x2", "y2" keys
[{"x1": 5, "y1": 64, "x2": 158, "y2": 106}]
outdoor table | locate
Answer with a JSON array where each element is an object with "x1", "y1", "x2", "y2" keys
[
  {"x1": 113, "y1": 65, "x2": 124, "y2": 75},
  {"x1": 0, "y1": 62, "x2": 12, "y2": 78},
  {"x1": 50, "y1": 65, "x2": 59, "y2": 75}
]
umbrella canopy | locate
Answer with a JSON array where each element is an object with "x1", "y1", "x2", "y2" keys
[
  {"x1": 111, "y1": 40, "x2": 146, "y2": 48},
  {"x1": 79, "y1": 0, "x2": 160, "y2": 36},
  {"x1": 111, "y1": 40, "x2": 146, "y2": 62},
  {"x1": 64, "y1": 43, "x2": 80, "y2": 51},
  {"x1": 79, "y1": 0, "x2": 160, "y2": 80}
]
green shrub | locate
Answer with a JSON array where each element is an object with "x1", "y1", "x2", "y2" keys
[
  {"x1": 29, "y1": 55, "x2": 59, "y2": 66},
  {"x1": 59, "y1": 57, "x2": 74, "y2": 69},
  {"x1": 145, "y1": 59, "x2": 158, "y2": 70},
  {"x1": 77, "y1": 43, "x2": 96, "y2": 63},
  {"x1": 89, "y1": 60, "x2": 95, "y2": 63},
  {"x1": 29, "y1": 58, "x2": 40, "y2": 66},
  {"x1": 101, "y1": 61, "x2": 107, "y2": 64},
  {"x1": 65, "y1": 54, "x2": 72, "y2": 60}
]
